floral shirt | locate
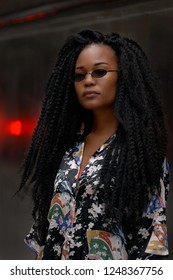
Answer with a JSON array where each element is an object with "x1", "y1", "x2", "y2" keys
[{"x1": 25, "y1": 134, "x2": 170, "y2": 260}]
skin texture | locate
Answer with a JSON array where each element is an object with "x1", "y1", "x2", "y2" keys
[
  {"x1": 74, "y1": 43, "x2": 119, "y2": 113},
  {"x1": 74, "y1": 43, "x2": 119, "y2": 171}
]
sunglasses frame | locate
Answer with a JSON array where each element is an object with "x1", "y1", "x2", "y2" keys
[{"x1": 74, "y1": 69, "x2": 118, "y2": 82}]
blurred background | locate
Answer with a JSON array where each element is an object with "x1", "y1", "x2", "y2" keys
[{"x1": 0, "y1": 0, "x2": 172, "y2": 259}]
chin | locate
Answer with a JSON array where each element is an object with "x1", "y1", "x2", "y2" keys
[
  {"x1": 81, "y1": 105, "x2": 101, "y2": 111},
  {"x1": 79, "y1": 101, "x2": 102, "y2": 110}
]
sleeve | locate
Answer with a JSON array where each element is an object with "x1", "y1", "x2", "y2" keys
[
  {"x1": 127, "y1": 158, "x2": 170, "y2": 260},
  {"x1": 24, "y1": 223, "x2": 45, "y2": 259}
]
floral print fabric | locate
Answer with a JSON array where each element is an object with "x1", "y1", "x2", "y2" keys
[{"x1": 25, "y1": 134, "x2": 170, "y2": 260}]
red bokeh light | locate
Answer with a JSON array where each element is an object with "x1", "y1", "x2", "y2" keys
[
  {"x1": 0, "y1": 117, "x2": 37, "y2": 139},
  {"x1": 7, "y1": 120, "x2": 22, "y2": 136}
]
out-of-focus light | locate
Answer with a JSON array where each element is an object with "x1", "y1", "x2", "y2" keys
[
  {"x1": 0, "y1": 110, "x2": 5, "y2": 140},
  {"x1": 4, "y1": 118, "x2": 37, "y2": 137},
  {"x1": 22, "y1": 120, "x2": 36, "y2": 135},
  {"x1": 7, "y1": 120, "x2": 22, "y2": 136}
]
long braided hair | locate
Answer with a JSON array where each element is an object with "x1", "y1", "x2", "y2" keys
[{"x1": 19, "y1": 30, "x2": 167, "y2": 243}]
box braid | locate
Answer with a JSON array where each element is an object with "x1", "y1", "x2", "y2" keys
[{"x1": 19, "y1": 29, "x2": 167, "y2": 243}]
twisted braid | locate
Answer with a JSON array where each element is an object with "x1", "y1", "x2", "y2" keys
[{"x1": 20, "y1": 29, "x2": 167, "y2": 241}]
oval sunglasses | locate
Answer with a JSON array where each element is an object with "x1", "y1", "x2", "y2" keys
[{"x1": 74, "y1": 69, "x2": 118, "y2": 82}]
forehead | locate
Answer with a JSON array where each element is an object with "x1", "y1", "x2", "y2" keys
[{"x1": 75, "y1": 43, "x2": 118, "y2": 67}]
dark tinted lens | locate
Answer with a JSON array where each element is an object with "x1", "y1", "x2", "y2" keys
[
  {"x1": 74, "y1": 73, "x2": 85, "y2": 82},
  {"x1": 92, "y1": 69, "x2": 107, "y2": 78}
]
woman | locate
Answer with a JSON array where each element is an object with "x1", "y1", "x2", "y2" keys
[{"x1": 20, "y1": 30, "x2": 170, "y2": 259}]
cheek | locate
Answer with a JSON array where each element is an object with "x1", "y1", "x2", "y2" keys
[{"x1": 103, "y1": 78, "x2": 117, "y2": 99}]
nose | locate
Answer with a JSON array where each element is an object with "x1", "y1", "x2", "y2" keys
[{"x1": 84, "y1": 73, "x2": 95, "y2": 86}]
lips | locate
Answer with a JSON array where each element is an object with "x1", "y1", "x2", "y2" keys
[{"x1": 82, "y1": 91, "x2": 100, "y2": 98}]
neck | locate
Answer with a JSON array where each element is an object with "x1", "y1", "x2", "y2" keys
[{"x1": 91, "y1": 108, "x2": 119, "y2": 135}]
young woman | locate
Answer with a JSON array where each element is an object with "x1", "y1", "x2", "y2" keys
[{"x1": 20, "y1": 30, "x2": 170, "y2": 259}]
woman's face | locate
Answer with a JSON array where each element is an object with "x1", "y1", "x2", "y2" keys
[{"x1": 74, "y1": 43, "x2": 118, "y2": 112}]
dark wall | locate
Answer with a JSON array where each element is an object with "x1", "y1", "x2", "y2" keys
[
  {"x1": 0, "y1": 0, "x2": 153, "y2": 16},
  {"x1": 0, "y1": 0, "x2": 57, "y2": 16},
  {"x1": 0, "y1": 0, "x2": 172, "y2": 259}
]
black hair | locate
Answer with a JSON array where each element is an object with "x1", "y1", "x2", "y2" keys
[{"x1": 19, "y1": 30, "x2": 167, "y2": 244}]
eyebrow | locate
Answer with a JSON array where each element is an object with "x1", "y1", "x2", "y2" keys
[{"x1": 76, "y1": 62, "x2": 109, "y2": 69}]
